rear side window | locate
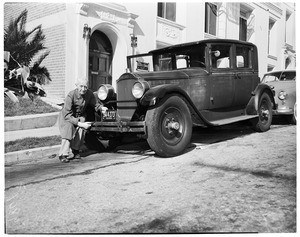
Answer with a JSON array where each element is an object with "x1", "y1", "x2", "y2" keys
[{"x1": 236, "y1": 46, "x2": 252, "y2": 68}]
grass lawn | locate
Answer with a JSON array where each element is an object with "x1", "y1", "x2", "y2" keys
[
  {"x1": 4, "y1": 96, "x2": 60, "y2": 117},
  {"x1": 5, "y1": 136, "x2": 61, "y2": 153},
  {"x1": 4, "y1": 96, "x2": 62, "y2": 152}
]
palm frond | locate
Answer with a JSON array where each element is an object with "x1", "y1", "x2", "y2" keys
[
  {"x1": 33, "y1": 50, "x2": 50, "y2": 66},
  {"x1": 4, "y1": 8, "x2": 51, "y2": 85}
]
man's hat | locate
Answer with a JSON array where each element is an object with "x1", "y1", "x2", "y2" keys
[{"x1": 4, "y1": 51, "x2": 10, "y2": 63}]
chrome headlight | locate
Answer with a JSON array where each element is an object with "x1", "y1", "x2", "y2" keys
[
  {"x1": 132, "y1": 81, "x2": 150, "y2": 99},
  {"x1": 278, "y1": 91, "x2": 287, "y2": 100},
  {"x1": 97, "y1": 84, "x2": 115, "y2": 101}
]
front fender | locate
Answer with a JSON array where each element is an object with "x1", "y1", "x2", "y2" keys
[
  {"x1": 140, "y1": 84, "x2": 190, "y2": 107},
  {"x1": 246, "y1": 83, "x2": 275, "y2": 115},
  {"x1": 140, "y1": 84, "x2": 214, "y2": 126}
]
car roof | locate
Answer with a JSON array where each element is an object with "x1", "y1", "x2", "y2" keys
[{"x1": 149, "y1": 39, "x2": 256, "y2": 54}]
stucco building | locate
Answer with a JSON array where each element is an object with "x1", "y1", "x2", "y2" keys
[{"x1": 4, "y1": 2, "x2": 296, "y2": 99}]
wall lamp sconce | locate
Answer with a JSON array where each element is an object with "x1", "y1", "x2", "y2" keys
[
  {"x1": 83, "y1": 24, "x2": 91, "y2": 39},
  {"x1": 130, "y1": 34, "x2": 137, "y2": 48}
]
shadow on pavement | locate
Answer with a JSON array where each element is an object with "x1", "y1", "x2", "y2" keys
[{"x1": 84, "y1": 116, "x2": 295, "y2": 158}]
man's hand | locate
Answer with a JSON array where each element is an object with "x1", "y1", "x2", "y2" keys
[{"x1": 101, "y1": 106, "x2": 108, "y2": 115}]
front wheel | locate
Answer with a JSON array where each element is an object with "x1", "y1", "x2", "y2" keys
[
  {"x1": 145, "y1": 95, "x2": 192, "y2": 157},
  {"x1": 251, "y1": 92, "x2": 273, "y2": 132}
]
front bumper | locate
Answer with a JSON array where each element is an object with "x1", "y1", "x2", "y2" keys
[
  {"x1": 273, "y1": 108, "x2": 294, "y2": 115},
  {"x1": 90, "y1": 121, "x2": 146, "y2": 133}
]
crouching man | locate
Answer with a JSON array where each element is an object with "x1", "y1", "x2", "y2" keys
[{"x1": 58, "y1": 77, "x2": 106, "y2": 163}]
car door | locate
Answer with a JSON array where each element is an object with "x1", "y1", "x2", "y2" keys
[
  {"x1": 233, "y1": 45, "x2": 259, "y2": 108},
  {"x1": 209, "y1": 43, "x2": 235, "y2": 110}
]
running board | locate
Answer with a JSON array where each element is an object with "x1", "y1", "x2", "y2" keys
[{"x1": 210, "y1": 115, "x2": 258, "y2": 126}]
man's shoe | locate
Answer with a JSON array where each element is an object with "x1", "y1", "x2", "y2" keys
[
  {"x1": 72, "y1": 150, "x2": 81, "y2": 159},
  {"x1": 59, "y1": 155, "x2": 70, "y2": 163}
]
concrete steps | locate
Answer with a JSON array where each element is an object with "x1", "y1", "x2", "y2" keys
[
  {"x1": 5, "y1": 112, "x2": 59, "y2": 132},
  {"x1": 5, "y1": 126, "x2": 60, "y2": 142},
  {"x1": 4, "y1": 112, "x2": 61, "y2": 165}
]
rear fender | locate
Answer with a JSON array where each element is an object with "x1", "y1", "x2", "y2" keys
[{"x1": 246, "y1": 83, "x2": 275, "y2": 115}]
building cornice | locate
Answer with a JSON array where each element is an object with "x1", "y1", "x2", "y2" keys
[
  {"x1": 262, "y1": 2, "x2": 282, "y2": 16},
  {"x1": 157, "y1": 17, "x2": 186, "y2": 30},
  {"x1": 252, "y1": 2, "x2": 283, "y2": 18}
]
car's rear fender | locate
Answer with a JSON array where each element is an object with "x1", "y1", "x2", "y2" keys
[
  {"x1": 246, "y1": 83, "x2": 276, "y2": 115},
  {"x1": 140, "y1": 84, "x2": 214, "y2": 126}
]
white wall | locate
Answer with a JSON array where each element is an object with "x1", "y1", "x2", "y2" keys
[
  {"x1": 185, "y1": 2, "x2": 205, "y2": 41},
  {"x1": 125, "y1": 2, "x2": 157, "y2": 54}
]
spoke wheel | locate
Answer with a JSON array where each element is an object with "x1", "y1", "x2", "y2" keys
[
  {"x1": 287, "y1": 103, "x2": 296, "y2": 125},
  {"x1": 146, "y1": 95, "x2": 192, "y2": 157},
  {"x1": 251, "y1": 92, "x2": 273, "y2": 132}
]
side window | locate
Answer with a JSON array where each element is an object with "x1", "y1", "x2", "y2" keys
[
  {"x1": 176, "y1": 55, "x2": 188, "y2": 69},
  {"x1": 236, "y1": 46, "x2": 252, "y2": 68},
  {"x1": 189, "y1": 50, "x2": 206, "y2": 68},
  {"x1": 156, "y1": 53, "x2": 172, "y2": 71},
  {"x1": 210, "y1": 44, "x2": 232, "y2": 69}
]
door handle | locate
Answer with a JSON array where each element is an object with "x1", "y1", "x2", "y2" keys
[{"x1": 235, "y1": 73, "x2": 241, "y2": 79}]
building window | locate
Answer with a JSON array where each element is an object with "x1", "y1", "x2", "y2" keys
[
  {"x1": 268, "y1": 18, "x2": 276, "y2": 56},
  {"x1": 267, "y1": 65, "x2": 274, "y2": 72},
  {"x1": 239, "y1": 17, "x2": 247, "y2": 41},
  {"x1": 239, "y1": 5, "x2": 254, "y2": 42},
  {"x1": 205, "y1": 3, "x2": 217, "y2": 36},
  {"x1": 285, "y1": 10, "x2": 293, "y2": 45},
  {"x1": 285, "y1": 57, "x2": 291, "y2": 69},
  {"x1": 157, "y1": 2, "x2": 176, "y2": 21}
]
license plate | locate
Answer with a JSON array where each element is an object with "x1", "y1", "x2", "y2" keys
[{"x1": 102, "y1": 110, "x2": 116, "y2": 121}]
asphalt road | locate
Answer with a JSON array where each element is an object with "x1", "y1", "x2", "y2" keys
[{"x1": 4, "y1": 119, "x2": 297, "y2": 234}]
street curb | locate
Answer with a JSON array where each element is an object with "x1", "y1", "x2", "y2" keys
[
  {"x1": 5, "y1": 144, "x2": 91, "y2": 165},
  {"x1": 5, "y1": 112, "x2": 59, "y2": 132},
  {"x1": 5, "y1": 145, "x2": 60, "y2": 165}
]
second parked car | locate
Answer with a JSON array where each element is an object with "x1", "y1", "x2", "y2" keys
[{"x1": 261, "y1": 70, "x2": 296, "y2": 124}]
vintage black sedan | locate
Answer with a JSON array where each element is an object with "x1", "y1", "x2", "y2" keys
[
  {"x1": 262, "y1": 70, "x2": 296, "y2": 124},
  {"x1": 87, "y1": 39, "x2": 275, "y2": 157}
]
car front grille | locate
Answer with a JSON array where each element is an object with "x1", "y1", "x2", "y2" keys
[{"x1": 116, "y1": 76, "x2": 138, "y2": 121}]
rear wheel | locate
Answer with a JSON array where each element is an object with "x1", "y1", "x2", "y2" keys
[
  {"x1": 251, "y1": 92, "x2": 273, "y2": 132},
  {"x1": 145, "y1": 95, "x2": 192, "y2": 157},
  {"x1": 287, "y1": 103, "x2": 296, "y2": 125}
]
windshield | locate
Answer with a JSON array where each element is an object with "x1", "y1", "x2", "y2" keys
[
  {"x1": 127, "y1": 44, "x2": 207, "y2": 73},
  {"x1": 262, "y1": 71, "x2": 296, "y2": 82}
]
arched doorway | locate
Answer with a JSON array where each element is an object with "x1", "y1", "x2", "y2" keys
[{"x1": 89, "y1": 31, "x2": 112, "y2": 92}]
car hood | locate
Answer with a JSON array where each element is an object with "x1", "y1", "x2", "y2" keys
[{"x1": 265, "y1": 81, "x2": 295, "y2": 91}]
